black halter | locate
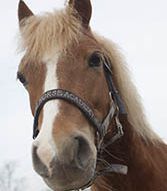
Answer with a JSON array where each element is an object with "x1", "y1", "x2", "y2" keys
[{"x1": 32, "y1": 59, "x2": 128, "y2": 190}]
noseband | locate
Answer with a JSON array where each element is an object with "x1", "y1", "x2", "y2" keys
[{"x1": 33, "y1": 58, "x2": 128, "y2": 190}]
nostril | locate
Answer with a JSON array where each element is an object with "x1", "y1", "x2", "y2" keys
[
  {"x1": 74, "y1": 136, "x2": 92, "y2": 169},
  {"x1": 32, "y1": 146, "x2": 50, "y2": 178}
]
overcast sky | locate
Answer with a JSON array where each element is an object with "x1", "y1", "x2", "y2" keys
[{"x1": 0, "y1": 0, "x2": 167, "y2": 190}]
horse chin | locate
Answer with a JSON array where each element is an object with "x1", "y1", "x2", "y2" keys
[
  {"x1": 44, "y1": 179, "x2": 91, "y2": 191},
  {"x1": 43, "y1": 160, "x2": 96, "y2": 191}
]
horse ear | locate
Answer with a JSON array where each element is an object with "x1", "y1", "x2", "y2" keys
[
  {"x1": 69, "y1": 0, "x2": 92, "y2": 28},
  {"x1": 18, "y1": 0, "x2": 34, "y2": 24}
]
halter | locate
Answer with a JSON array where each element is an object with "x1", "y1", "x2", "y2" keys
[{"x1": 32, "y1": 58, "x2": 128, "y2": 190}]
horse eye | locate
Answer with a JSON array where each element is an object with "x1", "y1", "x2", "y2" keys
[
  {"x1": 17, "y1": 72, "x2": 27, "y2": 86},
  {"x1": 88, "y1": 53, "x2": 102, "y2": 67}
]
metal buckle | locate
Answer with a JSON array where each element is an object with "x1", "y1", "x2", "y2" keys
[{"x1": 115, "y1": 115, "x2": 124, "y2": 137}]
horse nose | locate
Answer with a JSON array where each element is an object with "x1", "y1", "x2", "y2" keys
[
  {"x1": 32, "y1": 135, "x2": 93, "y2": 179},
  {"x1": 32, "y1": 146, "x2": 50, "y2": 178},
  {"x1": 74, "y1": 136, "x2": 92, "y2": 169}
]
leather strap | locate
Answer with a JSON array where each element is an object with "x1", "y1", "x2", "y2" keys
[{"x1": 103, "y1": 61, "x2": 127, "y2": 114}]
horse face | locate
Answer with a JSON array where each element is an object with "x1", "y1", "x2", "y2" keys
[{"x1": 17, "y1": 1, "x2": 110, "y2": 190}]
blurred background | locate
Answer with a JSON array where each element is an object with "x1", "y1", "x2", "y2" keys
[{"x1": 0, "y1": 0, "x2": 167, "y2": 190}]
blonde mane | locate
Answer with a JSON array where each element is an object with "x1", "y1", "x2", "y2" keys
[
  {"x1": 19, "y1": 6, "x2": 160, "y2": 143},
  {"x1": 19, "y1": 7, "x2": 82, "y2": 61},
  {"x1": 95, "y1": 35, "x2": 161, "y2": 143}
]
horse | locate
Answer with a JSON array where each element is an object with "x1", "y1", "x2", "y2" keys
[{"x1": 17, "y1": 0, "x2": 167, "y2": 191}]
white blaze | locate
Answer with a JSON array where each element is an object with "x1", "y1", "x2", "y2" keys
[{"x1": 33, "y1": 54, "x2": 59, "y2": 169}]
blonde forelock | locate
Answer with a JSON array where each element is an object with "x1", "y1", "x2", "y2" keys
[{"x1": 19, "y1": 7, "x2": 82, "y2": 61}]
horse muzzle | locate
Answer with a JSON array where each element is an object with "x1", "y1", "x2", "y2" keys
[{"x1": 32, "y1": 135, "x2": 96, "y2": 191}]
